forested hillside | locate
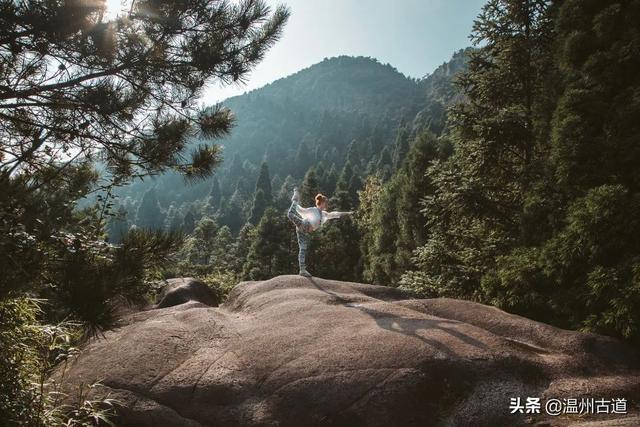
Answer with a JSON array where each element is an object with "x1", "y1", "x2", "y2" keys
[{"x1": 107, "y1": 50, "x2": 470, "y2": 238}]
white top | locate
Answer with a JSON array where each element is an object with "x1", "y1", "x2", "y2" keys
[{"x1": 295, "y1": 205, "x2": 350, "y2": 232}]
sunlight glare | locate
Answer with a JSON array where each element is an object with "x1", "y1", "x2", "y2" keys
[{"x1": 104, "y1": 0, "x2": 130, "y2": 21}]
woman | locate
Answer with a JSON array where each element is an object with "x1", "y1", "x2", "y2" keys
[{"x1": 287, "y1": 187, "x2": 352, "y2": 277}]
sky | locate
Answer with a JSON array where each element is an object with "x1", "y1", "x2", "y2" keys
[{"x1": 202, "y1": 0, "x2": 487, "y2": 104}]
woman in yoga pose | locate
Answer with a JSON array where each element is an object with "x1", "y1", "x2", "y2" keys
[{"x1": 287, "y1": 187, "x2": 352, "y2": 277}]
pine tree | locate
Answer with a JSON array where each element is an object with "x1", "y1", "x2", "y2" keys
[
  {"x1": 208, "y1": 177, "x2": 222, "y2": 211},
  {"x1": 247, "y1": 162, "x2": 274, "y2": 225},
  {"x1": 182, "y1": 210, "x2": 196, "y2": 234},
  {"x1": 136, "y1": 188, "x2": 164, "y2": 229},
  {"x1": 227, "y1": 154, "x2": 245, "y2": 187},
  {"x1": 248, "y1": 189, "x2": 269, "y2": 225},
  {"x1": 375, "y1": 146, "x2": 392, "y2": 181},
  {"x1": 169, "y1": 207, "x2": 185, "y2": 232},
  {"x1": 276, "y1": 175, "x2": 297, "y2": 209},
  {"x1": 0, "y1": 2, "x2": 289, "y2": 418},
  {"x1": 336, "y1": 161, "x2": 354, "y2": 194},
  {"x1": 520, "y1": 0, "x2": 640, "y2": 341},
  {"x1": 242, "y1": 208, "x2": 294, "y2": 280},
  {"x1": 391, "y1": 126, "x2": 410, "y2": 171},
  {"x1": 234, "y1": 177, "x2": 251, "y2": 198},
  {"x1": 107, "y1": 205, "x2": 129, "y2": 243},
  {"x1": 271, "y1": 174, "x2": 283, "y2": 198},
  {"x1": 164, "y1": 204, "x2": 178, "y2": 231},
  {"x1": 324, "y1": 165, "x2": 339, "y2": 194},
  {"x1": 300, "y1": 168, "x2": 320, "y2": 207},
  {"x1": 405, "y1": 0, "x2": 557, "y2": 299},
  {"x1": 345, "y1": 140, "x2": 360, "y2": 167},
  {"x1": 184, "y1": 217, "x2": 219, "y2": 265},
  {"x1": 294, "y1": 141, "x2": 312, "y2": 178},
  {"x1": 362, "y1": 131, "x2": 440, "y2": 285},
  {"x1": 222, "y1": 190, "x2": 246, "y2": 235},
  {"x1": 235, "y1": 223, "x2": 257, "y2": 272},
  {"x1": 309, "y1": 218, "x2": 361, "y2": 281},
  {"x1": 211, "y1": 226, "x2": 235, "y2": 270}
]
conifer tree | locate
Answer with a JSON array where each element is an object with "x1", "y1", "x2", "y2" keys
[
  {"x1": 136, "y1": 188, "x2": 163, "y2": 229},
  {"x1": 208, "y1": 177, "x2": 222, "y2": 211},
  {"x1": 222, "y1": 190, "x2": 246, "y2": 235},
  {"x1": 392, "y1": 126, "x2": 410, "y2": 171},
  {"x1": 256, "y1": 161, "x2": 274, "y2": 202},
  {"x1": 248, "y1": 189, "x2": 269, "y2": 225},
  {"x1": 294, "y1": 141, "x2": 312, "y2": 178},
  {"x1": 182, "y1": 210, "x2": 196, "y2": 234},
  {"x1": 169, "y1": 209, "x2": 185, "y2": 232},
  {"x1": 235, "y1": 223, "x2": 257, "y2": 271},
  {"x1": 300, "y1": 168, "x2": 320, "y2": 206},
  {"x1": 247, "y1": 162, "x2": 273, "y2": 224},
  {"x1": 242, "y1": 208, "x2": 294, "y2": 280},
  {"x1": 276, "y1": 175, "x2": 297, "y2": 209},
  {"x1": 376, "y1": 146, "x2": 392, "y2": 181},
  {"x1": 362, "y1": 131, "x2": 439, "y2": 285},
  {"x1": 107, "y1": 205, "x2": 129, "y2": 243},
  {"x1": 405, "y1": 0, "x2": 557, "y2": 298},
  {"x1": 184, "y1": 217, "x2": 219, "y2": 265},
  {"x1": 325, "y1": 165, "x2": 339, "y2": 194},
  {"x1": 0, "y1": 2, "x2": 289, "y2": 419},
  {"x1": 211, "y1": 226, "x2": 235, "y2": 270}
]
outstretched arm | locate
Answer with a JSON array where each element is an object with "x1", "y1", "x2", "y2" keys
[{"x1": 322, "y1": 210, "x2": 353, "y2": 220}]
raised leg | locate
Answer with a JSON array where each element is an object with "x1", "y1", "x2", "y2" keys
[{"x1": 287, "y1": 201, "x2": 304, "y2": 228}]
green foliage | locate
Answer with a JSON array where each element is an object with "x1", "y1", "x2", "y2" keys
[
  {"x1": 180, "y1": 217, "x2": 220, "y2": 265},
  {"x1": 248, "y1": 189, "x2": 270, "y2": 226},
  {"x1": 403, "y1": 0, "x2": 557, "y2": 297},
  {"x1": 208, "y1": 178, "x2": 222, "y2": 211},
  {"x1": 135, "y1": 188, "x2": 163, "y2": 229},
  {"x1": 1, "y1": 0, "x2": 289, "y2": 181},
  {"x1": 242, "y1": 208, "x2": 296, "y2": 280},
  {"x1": 211, "y1": 226, "x2": 236, "y2": 271},
  {"x1": 300, "y1": 167, "x2": 320, "y2": 207},
  {"x1": 0, "y1": 0, "x2": 289, "y2": 421},
  {"x1": 220, "y1": 190, "x2": 246, "y2": 235},
  {"x1": 552, "y1": 0, "x2": 640, "y2": 192},
  {"x1": 99, "y1": 48, "x2": 471, "y2": 234},
  {"x1": 0, "y1": 299, "x2": 117, "y2": 426},
  {"x1": 400, "y1": 0, "x2": 640, "y2": 347},
  {"x1": 42, "y1": 228, "x2": 183, "y2": 335},
  {"x1": 0, "y1": 298, "x2": 43, "y2": 425},
  {"x1": 234, "y1": 224, "x2": 258, "y2": 272},
  {"x1": 361, "y1": 131, "x2": 442, "y2": 285},
  {"x1": 255, "y1": 162, "x2": 274, "y2": 202},
  {"x1": 248, "y1": 162, "x2": 274, "y2": 225},
  {"x1": 198, "y1": 270, "x2": 239, "y2": 303},
  {"x1": 307, "y1": 217, "x2": 361, "y2": 281},
  {"x1": 182, "y1": 210, "x2": 196, "y2": 234}
]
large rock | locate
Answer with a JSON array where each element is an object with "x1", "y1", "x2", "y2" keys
[
  {"x1": 156, "y1": 278, "x2": 219, "y2": 308},
  {"x1": 56, "y1": 276, "x2": 640, "y2": 426}
]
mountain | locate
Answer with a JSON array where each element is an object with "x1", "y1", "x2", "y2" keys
[
  {"x1": 219, "y1": 55, "x2": 422, "y2": 169},
  {"x1": 106, "y1": 50, "x2": 470, "y2": 238}
]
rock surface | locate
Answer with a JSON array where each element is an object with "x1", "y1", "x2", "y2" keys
[
  {"x1": 155, "y1": 277, "x2": 219, "y2": 309},
  {"x1": 57, "y1": 275, "x2": 640, "y2": 426}
]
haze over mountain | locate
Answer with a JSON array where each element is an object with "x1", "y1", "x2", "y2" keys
[{"x1": 108, "y1": 49, "x2": 471, "y2": 237}]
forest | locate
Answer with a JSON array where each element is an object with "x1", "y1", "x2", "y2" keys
[{"x1": 2, "y1": 0, "x2": 640, "y2": 424}]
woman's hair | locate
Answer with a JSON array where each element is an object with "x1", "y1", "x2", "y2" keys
[{"x1": 315, "y1": 193, "x2": 328, "y2": 207}]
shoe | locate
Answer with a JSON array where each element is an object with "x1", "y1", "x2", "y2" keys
[
  {"x1": 292, "y1": 187, "x2": 300, "y2": 203},
  {"x1": 299, "y1": 268, "x2": 312, "y2": 277}
]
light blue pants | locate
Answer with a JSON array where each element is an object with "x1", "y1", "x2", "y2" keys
[{"x1": 287, "y1": 202, "x2": 311, "y2": 270}]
